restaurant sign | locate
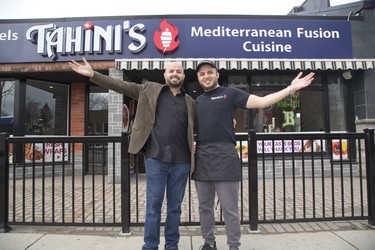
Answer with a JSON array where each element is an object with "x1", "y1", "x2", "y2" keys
[{"x1": 0, "y1": 17, "x2": 352, "y2": 63}]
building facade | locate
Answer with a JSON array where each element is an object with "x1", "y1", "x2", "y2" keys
[
  {"x1": 1, "y1": 1, "x2": 374, "y2": 179},
  {"x1": 289, "y1": 0, "x2": 375, "y2": 133}
]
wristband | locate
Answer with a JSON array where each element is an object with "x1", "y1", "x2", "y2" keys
[{"x1": 287, "y1": 86, "x2": 294, "y2": 95}]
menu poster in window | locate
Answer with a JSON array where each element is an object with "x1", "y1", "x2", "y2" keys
[
  {"x1": 236, "y1": 139, "x2": 326, "y2": 162},
  {"x1": 331, "y1": 139, "x2": 348, "y2": 160},
  {"x1": 235, "y1": 142, "x2": 249, "y2": 163},
  {"x1": 24, "y1": 143, "x2": 68, "y2": 163}
]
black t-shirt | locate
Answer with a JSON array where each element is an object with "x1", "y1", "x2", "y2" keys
[{"x1": 196, "y1": 86, "x2": 250, "y2": 145}]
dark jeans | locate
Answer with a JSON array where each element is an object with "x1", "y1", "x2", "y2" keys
[{"x1": 142, "y1": 158, "x2": 190, "y2": 250}]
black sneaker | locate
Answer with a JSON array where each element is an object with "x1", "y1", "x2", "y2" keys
[{"x1": 200, "y1": 242, "x2": 217, "y2": 250}]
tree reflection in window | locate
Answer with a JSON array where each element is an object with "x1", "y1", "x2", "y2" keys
[
  {"x1": 0, "y1": 80, "x2": 15, "y2": 133},
  {"x1": 88, "y1": 86, "x2": 108, "y2": 135},
  {"x1": 25, "y1": 100, "x2": 54, "y2": 135},
  {"x1": 25, "y1": 80, "x2": 68, "y2": 135}
]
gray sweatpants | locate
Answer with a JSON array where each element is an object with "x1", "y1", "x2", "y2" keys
[{"x1": 195, "y1": 181, "x2": 241, "y2": 249}]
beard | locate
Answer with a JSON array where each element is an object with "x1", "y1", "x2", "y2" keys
[{"x1": 166, "y1": 78, "x2": 183, "y2": 89}]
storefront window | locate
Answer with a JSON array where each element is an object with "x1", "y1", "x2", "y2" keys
[
  {"x1": 25, "y1": 80, "x2": 69, "y2": 135},
  {"x1": 328, "y1": 75, "x2": 347, "y2": 131},
  {"x1": 230, "y1": 74, "x2": 324, "y2": 133},
  {"x1": 0, "y1": 80, "x2": 15, "y2": 133},
  {"x1": 86, "y1": 85, "x2": 109, "y2": 174},
  {"x1": 88, "y1": 85, "x2": 108, "y2": 135},
  {"x1": 251, "y1": 90, "x2": 323, "y2": 132},
  {"x1": 229, "y1": 76, "x2": 249, "y2": 131}
]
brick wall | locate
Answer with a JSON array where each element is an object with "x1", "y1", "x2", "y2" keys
[
  {"x1": 70, "y1": 82, "x2": 86, "y2": 136},
  {"x1": 0, "y1": 61, "x2": 115, "y2": 72},
  {"x1": 70, "y1": 82, "x2": 85, "y2": 161}
]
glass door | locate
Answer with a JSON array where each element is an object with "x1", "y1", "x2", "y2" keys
[{"x1": 86, "y1": 85, "x2": 108, "y2": 174}]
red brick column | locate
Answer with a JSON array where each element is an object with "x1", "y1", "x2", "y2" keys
[
  {"x1": 70, "y1": 82, "x2": 86, "y2": 153},
  {"x1": 70, "y1": 82, "x2": 86, "y2": 136}
]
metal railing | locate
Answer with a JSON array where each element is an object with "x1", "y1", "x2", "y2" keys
[
  {"x1": 247, "y1": 130, "x2": 373, "y2": 231},
  {"x1": 0, "y1": 135, "x2": 123, "y2": 232},
  {"x1": 0, "y1": 129, "x2": 374, "y2": 233}
]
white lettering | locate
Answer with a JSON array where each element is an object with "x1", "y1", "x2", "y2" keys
[
  {"x1": 243, "y1": 41, "x2": 292, "y2": 53},
  {"x1": 128, "y1": 23, "x2": 147, "y2": 53},
  {"x1": 93, "y1": 25, "x2": 113, "y2": 53},
  {"x1": 25, "y1": 20, "x2": 148, "y2": 59},
  {"x1": 114, "y1": 25, "x2": 122, "y2": 52},
  {"x1": 45, "y1": 27, "x2": 65, "y2": 59},
  {"x1": 0, "y1": 30, "x2": 18, "y2": 41},
  {"x1": 84, "y1": 29, "x2": 93, "y2": 53},
  {"x1": 211, "y1": 95, "x2": 224, "y2": 100},
  {"x1": 26, "y1": 23, "x2": 56, "y2": 55},
  {"x1": 66, "y1": 27, "x2": 83, "y2": 54},
  {"x1": 296, "y1": 27, "x2": 340, "y2": 39},
  {"x1": 191, "y1": 26, "x2": 292, "y2": 38}
]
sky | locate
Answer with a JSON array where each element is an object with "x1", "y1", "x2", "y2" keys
[{"x1": 0, "y1": 0, "x2": 358, "y2": 20}]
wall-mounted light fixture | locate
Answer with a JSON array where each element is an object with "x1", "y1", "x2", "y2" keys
[{"x1": 342, "y1": 70, "x2": 352, "y2": 80}]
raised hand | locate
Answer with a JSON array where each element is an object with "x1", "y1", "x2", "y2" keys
[
  {"x1": 68, "y1": 58, "x2": 94, "y2": 78},
  {"x1": 290, "y1": 72, "x2": 315, "y2": 93}
]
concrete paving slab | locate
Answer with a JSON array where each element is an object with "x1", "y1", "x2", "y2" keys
[
  {"x1": 0, "y1": 224, "x2": 373, "y2": 250},
  {"x1": 193, "y1": 232, "x2": 359, "y2": 250},
  {"x1": 25, "y1": 234, "x2": 192, "y2": 250},
  {"x1": 0, "y1": 233, "x2": 44, "y2": 250},
  {"x1": 334, "y1": 230, "x2": 375, "y2": 250},
  {"x1": 28, "y1": 234, "x2": 137, "y2": 250}
]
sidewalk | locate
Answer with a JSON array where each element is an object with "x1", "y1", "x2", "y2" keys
[{"x1": 1, "y1": 221, "x2": 374, "y2": 250}]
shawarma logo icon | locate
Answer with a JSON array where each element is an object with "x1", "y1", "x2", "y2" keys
[{"x1": 154, "y1": 19, "x2": 180, "y2": 54}]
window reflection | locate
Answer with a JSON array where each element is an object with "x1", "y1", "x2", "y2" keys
[
  {"x1": 25, "y1": 80, "x2": 68, "y2": 135},
  {"x1": 88, "y1": 85, "x2": 108, "y2": 135},
  {"x1": 229, "y1": 73, "x2": 329, "y2": 133},
  {"x1": 0, "y1": 80, "x2": 15, "y2": 133},
  {"x1": 251, "y1": 90, "x2": 323, "y2": 132},
  {"x1": 328, "y1": 75, "x2": 347, "y2": 131}
]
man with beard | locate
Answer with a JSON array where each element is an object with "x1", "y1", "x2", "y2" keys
[
  {"x1": 69, "y1": 58, "x2": 195, "y2": 250},
  {"x1": 193, "y1": 60, "x2": 314, "y2": 250}
]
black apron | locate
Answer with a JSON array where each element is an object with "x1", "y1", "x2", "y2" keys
[{"x1": 192, "y1": 142, "x2": 242, "y2": 181}]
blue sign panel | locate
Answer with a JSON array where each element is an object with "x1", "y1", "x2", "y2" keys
[{"x1": 0, "y1": 17, "x2": 352, "y2": 63}]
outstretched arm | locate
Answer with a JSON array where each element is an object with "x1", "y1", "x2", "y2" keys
[
  {"x1": 68, "y1": 58, "x2": 94, "y2": 78},
  {"x1": 246, "y1": 72, "x2": 315, "y2": 109},
  {"x1": 69, "y1": 57, "x2": 142, "y2": 100}
]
